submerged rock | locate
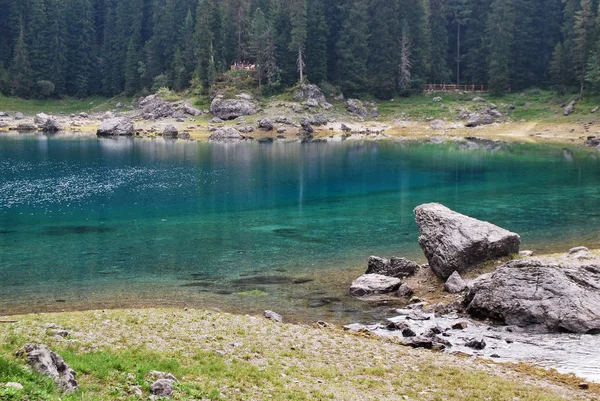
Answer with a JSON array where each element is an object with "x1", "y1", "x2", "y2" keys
[
  {"x1": 210, "y1": 97, "x2": 257, "y2": 120},
  {"x1": 350, "y1": 274, "x2": 402, "y2": 297},
  {"x1": 97, "y1": 118, "x2": 134, "y2": 136},
  {"x1": 16, "y1": 344, "x2": 78, "y2": 393},
  {"x1": 465, "y1": 256, "x2": 600, "y2": 334},
  {"x1": 366, "y1": 256, "x2": 419, "y2": 278},
  {"x1": 414, "y1": 203, "x2": 520, "y2": 280}
]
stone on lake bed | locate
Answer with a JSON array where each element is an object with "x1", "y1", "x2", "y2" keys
[
  {"x1": 349, "y1": 274, "x2": 402, "y2": 297},
  {"x1": 414, "y1": 203, "x2": 520, "y2": 280}
]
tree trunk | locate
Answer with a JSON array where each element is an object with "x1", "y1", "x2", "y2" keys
[
  {"x1": 298, "y1": 48, "x2": 304, "y2": 84},
  {"x1": 456, "y1": 22, "x2": 461, "y2": 86}
]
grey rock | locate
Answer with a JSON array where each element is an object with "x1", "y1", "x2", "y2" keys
[
  {"x1": 397, "y1": 284, "x2": 414, "y2": 298},
  {"x1": 5, "y1": 382, "x2": 23, "y2": 390},
  {"x1": 472, "y1": 97, "x2": 486, "y2": 102},
  {"x1": 34, "y1": 113, "x2": 49, "y2": 125},
  {"x1": 433, "y1": 97, "x2": 443, "y2": 102},
  {"x1": 293, "y1": 84, "x2": 326, "y2": 103},
  {"x1": 43, "y1": 118, "x2": 63, "y2": 132},
  {"x1": 236, "y1": 93, "x2": 253, "y2": 101},
  {"x1": 300, "y1": 119, "x2": 314, "y2": 135},
  {"x1": 592, "y1": 106, "x2": 599, "y2": 113},
  {"x1": 403, "y1": 336, "x2": 445, "y2": 351},
  {"x1": 162, "y1": 125, "x2": 178, "y2": 138},
  {"x1": 370, "y1": 107, "x2": 379, "y2": 117},
  {"x1": 182, "y1": 103, "x2": 202, "y2": 116},
  {"x1": 238, "y1": 126, "x2": 254, "y2": 134},
  {"x1": 304, "y1": 98, "x2": 319, "y2": 108},
  {"x1": 322, "y1": 102, "x2": 333, "y2": 110},
  {"x1": 16, "y1": 344, "x2": 78, "y2": 393},
  {"x1": 349, "y1": 274, "x2": 402, "y2": 297},
  {"x1": 210, "y1": 97, "x2": 257, "y2": 120},
  {"x1": 14, "y1": 112, "x2": 24, "y2": 120},
  {"x1": 346, "y1": 99, "x2": 367, "y2": 115},
  {"x1": 115, "y1": 102, "x2": 123, "y2": 109},
  {"x1": 457, "y1": 109, "x2": 471, "y2": 120},
  {"x1": 97, "y1": 118, "x2": 134, "y2": 136},
  {"x1": 519, "y1": 250, "x2": 534, "y2": 257},
  {"x1": 430, "y1": 120, "x2": 445, "y2": 130},
  {"x1": 307, "y1": 115, "x2": 328, "y2": 126},
  {"x1": 465, "y1": 114, "x2": 494, "y2": 127},
  {"x1": 178, "y1": 132, "x2": 191, "y2": 140},
  {"x1": 258, "y1": 118, "x2": 274, "y2": 131},
  {"x1": 208, "y1": 126, "x2": 243, "y2": 141},
  {"x1": 101, "y1": 111, "x2": 114, "y2": 121},
  {"x1": 79, "y1": 112, "x2": 89, "y2": 119},
  {"x1": 464, "y1": 256, "x2": 600, "y2": 333},
  {"x1": 465, "y1": 338, "x2": 486, "y2": 350},
  {"x1": 414, "y1": 203, "x2": 520, "y2": 280},
  {"x1": 17, "y1": 122, "x2": 38, "y2": 131},
  {"x1": 149, "y1": 379, "x2": 174, "y2": 397},
  {"x1": 147, "y1": 371, "x2": 178, "y2": 382},
  {"x1": 366, "y1": 256, "x2": 419, "y2": 278},
  {"x1": 139, "y1": 94, "x2": 173, "y2": 119},
  {"x1": 0, "y1": 112, "x2": 8, "y2": 117},
  {"x1": 444, "y1": 271, "x2": 468, "y2": 293},
  {"x1": 0, "y1": 121, "x2": 8, "y2": 128},
  {"x1": 209, "y1": 117, "x2": 223, "y2": 124},
  {"x1": 487, "y1": 109, "x2": 502, "y2": 118},
  {"x1": 341, "y1": 123, "x2": 352, "y2": 132},
  {"x1": 564, "y1": 100, "x2": 576, "y2": 116},
  {"x1": 263, "y1": 310, "x2": 283, "y2": 322}
]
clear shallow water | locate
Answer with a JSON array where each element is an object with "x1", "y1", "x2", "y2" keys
[{"x1": 1, "y1": 133, "x2": 600, "y2": 325}]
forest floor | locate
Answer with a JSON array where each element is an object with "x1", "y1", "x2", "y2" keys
[
  {"x1": 1, "y1": 308, "x2": 599, "y2": 401},
  {"x1": 1, "y1": 89, "x2": 599, "y2": 147}
]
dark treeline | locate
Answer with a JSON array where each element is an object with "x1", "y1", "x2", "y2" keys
[{"x1": 1, "y1": 0, "x2": 600, "y2": 100}]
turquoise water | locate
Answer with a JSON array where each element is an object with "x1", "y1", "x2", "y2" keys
[{"x1": 1, "y1": 133, "x2": 600, "y2": 322}]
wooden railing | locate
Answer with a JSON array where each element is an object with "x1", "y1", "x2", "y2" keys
[{"x1": 425, "y1": 84, "x2": 488, "y2": 93}]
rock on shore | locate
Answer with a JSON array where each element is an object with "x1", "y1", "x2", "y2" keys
[
  {"x1": 210, "y1": 97, "x2": 257, "y2": 120},
  {"x1": 465, "y1": 252, "x2": 600, "y2": 334},
  {"x1": 350, "y1": 274, "x2": 402, "y2": 297},
  {"x1": 97, "y1": 118, "x2": 134, "y2": 136},
  {"x1": 414, "y1": 203, "x2": 520, "y2": 280},
  {"x1": 16, "y1": 344, "x2": 78, "y2": 393}
]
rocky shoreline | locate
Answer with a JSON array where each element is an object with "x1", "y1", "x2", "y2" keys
[
  {"x1": 344, "y1": 203, "x2": 600, "y2": 382},
  {"x1": 1, "y1": 84, "x2": 599, "y2": 148}
]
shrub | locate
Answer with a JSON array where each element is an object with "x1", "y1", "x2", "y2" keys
[{"x1": 36, "y1": 80, "x2": 55, "y2": 99}]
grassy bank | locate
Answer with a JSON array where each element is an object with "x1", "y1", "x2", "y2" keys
[
  {"x1": 0, "y1": 95, "x2": 127, "y2": 115},
  {"x1": 0, "y1": 309, "x2": 597, "y2": 400}
]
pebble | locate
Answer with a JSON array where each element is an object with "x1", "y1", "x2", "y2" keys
[{"x1": 5, "y1": 382, "x2": 23, "y2": 390}]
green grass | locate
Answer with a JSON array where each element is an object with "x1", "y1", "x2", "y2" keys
[{"x1": 0, "y1": 95, "x2": 129, "y2": 115}]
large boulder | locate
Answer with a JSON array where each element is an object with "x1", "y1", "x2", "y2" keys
[
  {"x1": 16, "y1": 344, "x2": 78, "y2": 393},
  {"x1": 564, "y1": 100, "x2": 576, "y2": 116},
  {"x1": 366, "y1": 256, "x2": 419, "y2": 278},
  {"x1": 210, "y1": 97, "x2": 257, "y2": 120},
  {"x1": 97, "y1": 118, "x2": 134, "y2": 136},
  {"x1": 182, "y1": 103, "x2": 202, "y2": 116},
  {"x1": 43, "y1": 117, "x2": 63, "y2": 132},
  {"x1": 34, "y1": 113, "x2": 49, "y2": 125},
  {"x1": 464, "y1": 254, "x2": 600, "y2": 334},
  {"x1": 139, "y1": 94, "x2": 173, "y2": 119},
  {"x1": 346, "y1": 99, "x2": 368, "y2": 115},
  {"x1": 414, "y1": 203, "x2": 520, "y2": 280},
  {"x1": 208, "y1": 126, "x2": 243, "y2": 141},
  {"x1": 293, "y1": 84, "x2": 326, "y2": 103},
  {"x1": 350, "y1": 274, "x2": 402, "y2": 297},
  {"x1": 162, "y1": 125, "x2": 179, "y2": 138},
  {"x1": 465, "y1": 114, "x2": 494, "y2": 127}
]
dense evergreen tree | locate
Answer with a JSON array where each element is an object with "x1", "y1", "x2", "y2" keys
[
  {"x1": 336, "y1": 0, "x2": 369, "y2": 95},
  {"x1": 0, "y1": 0, "x2": 597, "y2": 98},
  {"x1": 305, "y1": 0, "x2": 328, "y2": 84}
]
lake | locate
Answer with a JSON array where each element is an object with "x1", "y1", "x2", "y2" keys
[{"x1": 1, "y1": 133, "x2": 600, "y2": 325}]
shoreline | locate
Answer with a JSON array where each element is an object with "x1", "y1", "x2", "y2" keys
[{"x1": 1, "y1": 308, "x2": 598, "y2": 400}]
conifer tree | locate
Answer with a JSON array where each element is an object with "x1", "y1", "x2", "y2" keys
[
  {"x1": 398, "y1": 20, "x2": 412, "y2": 92},
  {"x1": 305, "y1": 0, "x2": 328, "y2": 84},
  {"x1": 250, "y1": 8, "x2": 269, "y2": 87},
  {"x1": 336, "y1": 0, "x2": 369, "y2": 95},
  {"x1": 428, "y1": 0, "x2": 450, "y2": 83},
  {"x1": 171, "y1": 47, "x2": 187, "y2": 91},
  {"x1": 486, "y1": 0, "x2": 514, "y2": 94},
  {"x1": 10, "y1": 23, "x2": 33, "y2": 98},
  {"x1": 195, "y1": 0, "x2": 216, "y2": 93},
  {"x1": 573, "y1": 0, "x2": 595, "y2": 97},
  {"x1": 368, "y1": 0, "x2": 399, "y2": 98},
  {"x1": 124, "y1": 37, "x2": 141, "y2": 95},
  {"x1": 45, "y1": 0, "x2": 67, "y2": 94},
  {"x1": 289, "y1": 0, "x2": 307, "y2": 84}
]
